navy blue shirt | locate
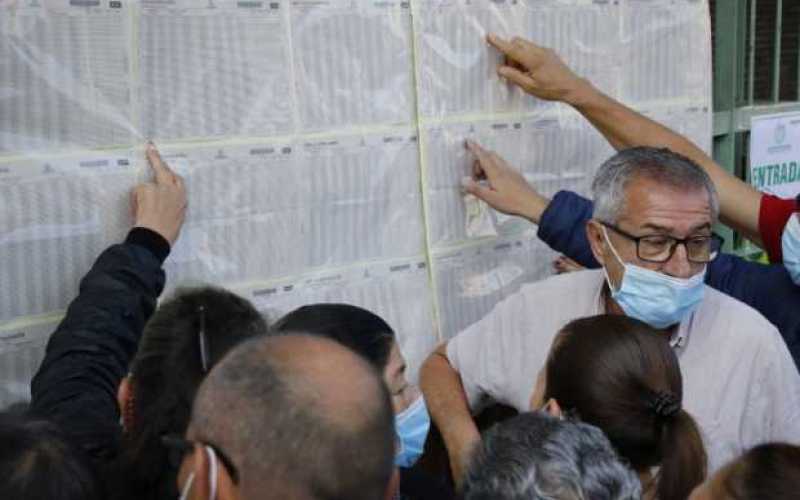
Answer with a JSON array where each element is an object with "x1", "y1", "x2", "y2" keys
[{"x1": 537, "y1": 190, "x2": 800, "y2": 370}]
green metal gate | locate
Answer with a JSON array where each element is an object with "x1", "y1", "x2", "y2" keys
[{"x1": 712, "y1": 0, "x2": 800, "y2": 256}]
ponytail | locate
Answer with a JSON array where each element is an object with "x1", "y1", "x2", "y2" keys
[
  {"x1": 544, "y1": 315, "x2": 709, "y2": 500},
  {"x1": 657, "y1": 409, "x2": 707, "y2": 500}
]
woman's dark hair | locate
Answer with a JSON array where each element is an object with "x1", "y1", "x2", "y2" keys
[
  {"x1": 719, "y1": 443, "x2": 800, "y2": 499},
  {"x1": 115, "y1": 286, "x2": 268, "y2": 500},
  {"x1": 272, "y1": 303, "x2": 395, "y2": 370},
  {"x1": 543, "y1": 314, "x2": 706, "y2": 500},
  {"x1": 0, "y1": 412, "x2": 102, "y2": 500}
]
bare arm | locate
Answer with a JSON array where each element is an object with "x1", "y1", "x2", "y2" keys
[
  {"x1": 570, "y1": 85, "x2": 762, "y2": 244},
  {"x1": 486, "y1": 34, "x2": 763, "y2": 245},
  {"x1": 420, "y1": 342, "x2": 481, "y2": 488}
]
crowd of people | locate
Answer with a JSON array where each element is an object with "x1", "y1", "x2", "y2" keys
[{"x1": 2, "y1": 33, "x2": 800, "y2": 500}]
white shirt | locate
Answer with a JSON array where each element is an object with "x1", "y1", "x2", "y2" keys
[{"x1": 446, "y1": 269, "x2": 800, "y2": 472}]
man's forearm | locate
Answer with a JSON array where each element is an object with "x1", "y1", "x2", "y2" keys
[
  {"x1": 420, "y1": 346, "x2": 481, "y2": 487},
  {"x1": 567, "y1": 82, "x2": 763, "y2": 244},
  {"x1": 521, "y1": 191, "x2": 551, "y2": 226}
]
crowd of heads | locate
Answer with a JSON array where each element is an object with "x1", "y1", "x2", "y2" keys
[
  {"x1": 5, "y1": 291, "x2": 800, "y2": 500},
  {"x1": 2, "y1": 140, "x2": 799, "y2": 499}
]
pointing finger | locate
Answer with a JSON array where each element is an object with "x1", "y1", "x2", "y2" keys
[{"x1": 145, "y1": 142, "x2": 176, "y2": 184}]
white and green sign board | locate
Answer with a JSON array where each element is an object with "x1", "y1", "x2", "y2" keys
[{"x1": 750, "y1": 112, "x2": 800, "y2": 198}]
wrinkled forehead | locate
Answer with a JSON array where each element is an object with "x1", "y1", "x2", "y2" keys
[{"x1": 618, "y1": 176, "x2": 713, "y2": 232}]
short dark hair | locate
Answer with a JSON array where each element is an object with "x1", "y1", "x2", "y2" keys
[
  {"x1": 0, "y1": 412, "x2": 101, "y2": 500},
  {"x1": 545, "y1": 314, "x2": 707, "y2": 500},
  {"x1": 462, "y1": 411, "x2": 641, "y2": 500},
  {"x1": 272, "y1": 303, "x2": 395, "y2": 370},
  {"x1": 115, "y1": 286, "x2": 268, "y2": 500},
  {"x1": 191, "y1": 334, "x2": 395, "y2": 500},
  {"x1": 720, "y1": 443, "x2": 800, "y2": 499}
]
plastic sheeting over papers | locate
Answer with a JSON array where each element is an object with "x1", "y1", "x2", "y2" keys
[{"x1": 0, "y1": 0, "x2": 711, "y2": 407}]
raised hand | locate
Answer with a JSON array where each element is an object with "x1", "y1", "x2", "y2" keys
[
  {"x1": 130, "y1": 143, "x2": 188, "y2": 246},
  {"x1": 487, "y1": 33, "x2": 589, "y2": 105},
  {"x1": 462, "y1": 140, "x2": 549, "y2": 224}
]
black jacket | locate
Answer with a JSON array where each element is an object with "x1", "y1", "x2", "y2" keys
[{"x1": 29, "y1": 228, "x2": 169, "y2": 465}]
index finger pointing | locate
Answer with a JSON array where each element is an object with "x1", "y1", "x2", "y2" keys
[
  {"x1": 486, "y1": 33, "x2": 514, "y2": 55},
  {"x1": 489, "y1": 34, "x2": 547, "y2": 70},
  {"x1": 465, "y1": 140, "x2": 498, "y2": 173},
  {"x1": 145, "y1": 143, "x2": 175, "y2": 184}
]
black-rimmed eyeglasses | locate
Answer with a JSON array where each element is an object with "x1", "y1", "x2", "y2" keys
[{"x1": 601, "y1": 221, "x2": 724, "y2": 264}]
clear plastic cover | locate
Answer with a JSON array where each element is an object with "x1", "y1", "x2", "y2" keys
[
  {"x1": 138, "y1": 0, "x2": 295, "y2": 140},
  {"x1": 242, "y1": 258, "x2": 437, "y2": 381},
  {"x1": 0, "y1": 318, "x2": 55, "y2": 407},
  {"x1": 0, "y1": 0, "x2": 711, "y2": 408},
  {"x1": 414, "y1": 0, "x2": 621, "y2": 118}
]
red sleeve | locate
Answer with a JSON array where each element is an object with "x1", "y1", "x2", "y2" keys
[{"x1": 759, "y1": 194, "x2": 797, "y2": 262}]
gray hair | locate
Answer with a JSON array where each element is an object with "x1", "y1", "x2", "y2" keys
[
  {"x1": 462, "y1": 412, "x2": 641, "y2": 500},
  {"x1": 591, "y1": 147, "x2": 719, "y2": 223}
]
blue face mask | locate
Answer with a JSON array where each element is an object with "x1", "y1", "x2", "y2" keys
[
  {"x1": 395, "y1": 396, "x2": 430, "y2": 468},
  {"x1": 782, "y1": 215, "x2": 800, "y2": 286},
  {"x1": 603, "y1": 228, "x2": 706, "y2": 329}
]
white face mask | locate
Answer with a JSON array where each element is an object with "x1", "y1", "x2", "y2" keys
[{"x1": 179, "y1": 446, "x2": 218, "y2": 500}]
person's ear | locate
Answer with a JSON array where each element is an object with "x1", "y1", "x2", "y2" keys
[
  {"x1": 545, "y1": 398, "x2": 563, "y2": 418},
  {"x1": 117, "y1": 376, "x2": 134, "y2": 432},
  {"x1": 586, "y1": 220, "x2": 608, "y2": 266},
  {"x1": 181, "y1": 444, "x2": 211, "y2": 500},
  {"x1": 181, "y1": 445, "x2": 239, "y2": 500},
  {"x1": 215, "y1": 458, "x2": 239, "y2": 500},
  {"x1": 384, "y1": 468, "x2": 400, "y2": 500}
]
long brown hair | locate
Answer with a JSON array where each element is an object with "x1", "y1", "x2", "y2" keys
[{"x1": 544, "y1": 314, "x2": 707, "y2": 500}]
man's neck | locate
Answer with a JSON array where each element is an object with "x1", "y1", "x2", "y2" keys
[{"x1": 601, "y1": 283, "x2": 625, "y2": 316}]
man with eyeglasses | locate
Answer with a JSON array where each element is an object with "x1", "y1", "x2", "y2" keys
[
  {"x1": 421, "y1": 146, "x2": 800, "y2": 485},
  {"x1": 456, "y1": 35, "x2": 800, "y2": 371}
]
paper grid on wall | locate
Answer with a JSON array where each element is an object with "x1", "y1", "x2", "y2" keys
[{"x1": 0, "y1": 0, "x2": 712, "y2": 407}]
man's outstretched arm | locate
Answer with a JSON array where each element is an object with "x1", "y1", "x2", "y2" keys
[
  {"x1": 420, "y1": 343, "x2": 481, "y2": 489},
  {"x1": 485, "y1": 34, "x2": 763, "y2": 245},
  {"x1": 462, "y1": 141, "x2": 599, "y2": 267},
  {"x1": 30, "y1": 144, "x2": 187, "y2": 460}
]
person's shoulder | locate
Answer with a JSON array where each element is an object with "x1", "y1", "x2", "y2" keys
[
  {"x1": 698, "y1": 285, "x2": 781, "y2": 341},
  {"x1": 519, "y1": 268, "x2": 604, "y2": 293},
  {"x1": 452, "y1": 269, "x2": 603, "y2": 342}
]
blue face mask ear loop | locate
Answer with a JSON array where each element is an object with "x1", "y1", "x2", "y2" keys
[
  {"x1": 600, "y1": 225, "x2": 625, "y2": 294},
  {"x1": 206, "y1": 446, "x2": 218, "y2": 500},
  {"x1": 178, "y1": 472, "x2": 195, "y2": 500},
  {"x1": 178, "y1": 446, "x2": 219, "y2": 500}
]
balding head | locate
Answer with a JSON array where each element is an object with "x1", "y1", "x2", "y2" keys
[{"x1": 188, "y1": 333, "x2": 395, "y2": 500}]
